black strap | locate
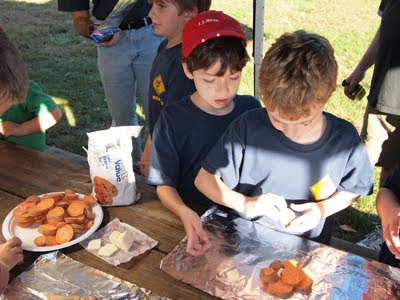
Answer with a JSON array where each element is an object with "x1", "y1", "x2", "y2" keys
[{"x1": 119, "y1": 17, "x2": 152, "y2": 30}]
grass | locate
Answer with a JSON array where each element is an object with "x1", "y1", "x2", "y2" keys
[{"x1": 1, "y1": 0, "x2": 382, "y2": 243}]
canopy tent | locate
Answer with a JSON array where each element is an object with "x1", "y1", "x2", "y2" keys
[{"x1": 253, "y1": 0, "x2": 265, "y2": 99}]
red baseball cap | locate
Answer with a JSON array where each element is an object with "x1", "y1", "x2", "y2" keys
[{"x1": 182, "y1": 10, "x2": 247, "y2": 58}]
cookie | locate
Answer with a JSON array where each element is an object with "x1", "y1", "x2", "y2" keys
[{"x1": 93, "y1": 176, "x2": 118, "y2": 205}]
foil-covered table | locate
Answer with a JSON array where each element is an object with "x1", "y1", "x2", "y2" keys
[
  {"x1": 161, "y1": 207, "x2": 400, "y2": 299},
  {"x1": 1, "y1": 251, "x2": 167, "y2": 299}
]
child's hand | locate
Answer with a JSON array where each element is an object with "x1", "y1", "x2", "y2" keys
[
  {"x1": 380, "y1": 206, "x2": 400, "y2": 259},
  {"x1": 0, "y1": 121, "x2": 23, "y2": 137},
  {"x1": 286, "y1": 202, "x2": 323, "y2": 233},
  {"x1": 179, "y1": 207, "x2": 210, "y2": 256},
  {"x1": 246, "y1": 193, "x2": 288, "y2": 220},
  {"x1": 140, "y1": 137, "x2": 152, "y2": 177},
  {"x1": 0, "y1": 237, "x2": 23, "y2": 271},
  {"x1": 139, "y1": 159, "x2": 150, "y2": 177}
]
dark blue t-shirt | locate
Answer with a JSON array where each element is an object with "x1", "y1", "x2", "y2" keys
[
  {"x1": 202, "y1": 108, "x2": 373, "y2": 241},
  {"x1": 57, "y1": 0, "x2": 150, "y2": 22},
  {"x1": 148, "y1": 95, "x2": 261, "y2": 207},
  {"x1": 148, "y1": 40, "x2": 196, "y2": 135}
]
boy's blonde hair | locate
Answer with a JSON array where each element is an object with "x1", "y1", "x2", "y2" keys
[
  {"x1": 151, "y1": 0, "x2": 211, "y2": 14},
  {"x1": 259, "y1": 30, "x2": 338, "y2": 120},
  {"x1": 0, "y1": 25, "x2": 28, "y2": 105}
]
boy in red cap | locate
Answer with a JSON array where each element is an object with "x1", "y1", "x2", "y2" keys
[
  {"x1": 195, "y1": 30, "x2": 373, "y2": 245},
  {"x1": 139, "y1": 0, "x2": 211, "y2": 176},
  {"x1": 147, "y1": 10, "x2": 261, "y2": 256}
]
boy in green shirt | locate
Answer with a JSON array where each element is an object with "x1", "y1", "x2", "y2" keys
[{"x1": 0, "y1": 26, "x2": 62, "y2": 152}]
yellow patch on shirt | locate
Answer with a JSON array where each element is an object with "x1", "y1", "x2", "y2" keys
[
  {"x1": 153, "y1": 74, "x2": 165, "y2": 95},
  {"x1": 152, "y1": 95, "x2": 163, "y2": 105},
  {"x1": 310, "y1": 175, "x2": 336, "y2": 200}
]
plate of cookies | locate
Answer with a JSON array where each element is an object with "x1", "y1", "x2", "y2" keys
[{"x1": 1, "y1": 190, "x2": 103, "y2": 252}]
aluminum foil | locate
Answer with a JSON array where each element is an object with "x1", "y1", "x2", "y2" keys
[
  {"x1": 1, "y1": 251, "x2": 166, "y2": 300},
  {"x1": 161, "y1": 207, "x2": 400, "y2": 299}
]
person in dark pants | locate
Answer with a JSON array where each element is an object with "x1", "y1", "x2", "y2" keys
[{"x1": 344, "y1": 0, "x2": 400, "y2": 187}]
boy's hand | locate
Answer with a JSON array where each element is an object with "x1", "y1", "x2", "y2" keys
[
  {"x1": 0, "y1": 237, "x2": 23, "y2": 271},
  {"x1": 286, "y1": 202, "x2": 323, "y2": 233},
  {"x1": 380, "y1": 205, "x2": 400, "y2": 259},
  {"x1": 246, "y1": 193, "x2": 288, "y2": 220},
  {"x1": 140, "y1": 136, "x2": 152, "y2": 177},
  {"x1": 0, "y1": 121, "x2": 23, "y2": 137},
  {"x1": 139, "y1": 159, "x2": 150, "y2": 177},
  {"x1": 179, "y1": 207, "x2": 210, "y2": 256}
]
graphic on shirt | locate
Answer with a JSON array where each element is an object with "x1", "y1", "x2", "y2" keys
[
  {"x1": 310, "y1": 174, "x2": 336, "y2": 200},
  {"x1": 152, "y1": 74, "x2": 165, "y2": 105},
  {"x1": 153, "y1": 74, "x2": 165, "y2": 95}
]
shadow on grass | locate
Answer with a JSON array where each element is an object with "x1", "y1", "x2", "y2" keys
[{"x1": 333, "y1": 206, "x2": 380, "y2": 243}]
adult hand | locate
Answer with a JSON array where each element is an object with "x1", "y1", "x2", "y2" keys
[
  {"x1": 246, "y1": 193, "x2": 288, "y2": 220},
  {"x1": 286, "y1": 202, "x2": 323, "y2": 233},
  {"x1": 99, "y1": 31, "x2": 123, "y2": 47},
  {"x1": 0, "y1": 121, "x2": 23, "y2": 137},
  {"x1": 0, "y1": 237, "x2": 23, "y2": 271},
  {"x1": 344, "y1": 68, "x2": 365, "y2": 99},
  {"x1": 71, "y1": 11, "x2": 93, "y2": 38},
  {"x1": 179, "y1": 207, "x2": 210, "y2": 256},
  {"x1": 93, "y1": 20, "x2": 123, "y2": 47},
  {"x1": 380, "y1": 206, "x2": 400, "y2": 259}
]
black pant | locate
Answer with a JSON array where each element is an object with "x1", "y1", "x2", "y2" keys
[{"x1": 379, "y1": 242, "x2": 400, "y2": 268}]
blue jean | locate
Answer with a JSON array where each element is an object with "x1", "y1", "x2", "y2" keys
[{"x1": 97, "y1": 24, "x2": 163, "y2": 161}]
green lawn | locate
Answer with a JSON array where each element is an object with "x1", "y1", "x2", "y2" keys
[{"x1": 0, "y1": 0, "x2": 382, "y2": 242}]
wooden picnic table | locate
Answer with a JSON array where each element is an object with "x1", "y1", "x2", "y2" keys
[{"x1": 0, "y1": 140, "x2": 217, "y2": 299}]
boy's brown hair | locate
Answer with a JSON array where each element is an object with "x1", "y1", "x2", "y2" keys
[
  {"x1": 0, "y1": 25, "x2": 28, "y2": 105},
  {"x1": 183, "y1": 36, "x2": 249, "y2": 76},
  {"x1": 259, "y1": 30, "x2": 338, "y2": 120},
  {"x1": 150, "y1": 0, "x2": 211, "y2": 14}
]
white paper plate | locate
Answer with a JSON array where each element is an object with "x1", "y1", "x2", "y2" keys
[{"x1": 1, "y1": 193, "x2": 103, "y2": 252}]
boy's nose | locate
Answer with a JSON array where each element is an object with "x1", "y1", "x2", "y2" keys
[
  {"x1": 215, "y1": 80, "x2": 230, "y2": 96},
  {"x1": 149, "y1": 6, "x2": 155, "y2": 19}
]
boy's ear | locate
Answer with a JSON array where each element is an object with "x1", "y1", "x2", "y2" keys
[{"x1": 182, "y1": 62, "x2": 194, "y2": 80}]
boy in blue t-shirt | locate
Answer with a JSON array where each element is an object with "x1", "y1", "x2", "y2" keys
[
  {"x1": 147, "y1": 11, "x2": 261, "y2": 256},
  {"x1": 0, "y1": 26, "x2": 62, "y2": 152},
  {"x1": 195, "y1": 30, "x2": 374, "y2": 245},
  {"x1": 139, "y1": 0, "x2": 211, "y2": 176}
]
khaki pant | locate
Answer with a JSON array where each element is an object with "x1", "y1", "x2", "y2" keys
[{"x1": 361, "y1": 104, "x2": 400, "y2": 169}]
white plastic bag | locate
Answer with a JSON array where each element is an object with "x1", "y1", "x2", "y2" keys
[{"x1": 87, "y1": 126, "x2": 142, "y2": 206}]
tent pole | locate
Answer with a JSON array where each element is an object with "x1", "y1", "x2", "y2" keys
[{"x1": 253, "y1": 0, "x2": 264, "y2": 99}]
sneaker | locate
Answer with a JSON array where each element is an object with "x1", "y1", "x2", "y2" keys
[{"x1": 356, "y1": 225, "x2": 383, "y2": 251}]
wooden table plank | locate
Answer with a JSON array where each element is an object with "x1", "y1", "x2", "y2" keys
[
  {"x1": 0, "y1": 141, "x2": 186, "y2": 253},
  {"x1": 0, "y1": 141, "x2": 217, "y2": 299},
  {"x1": 0, "y1": 141, "x2": 92, "y2": 197}
]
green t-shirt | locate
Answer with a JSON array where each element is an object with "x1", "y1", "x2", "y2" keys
[{"x1": 0, "y1": 80, "x2": 57, "y2": 152}]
